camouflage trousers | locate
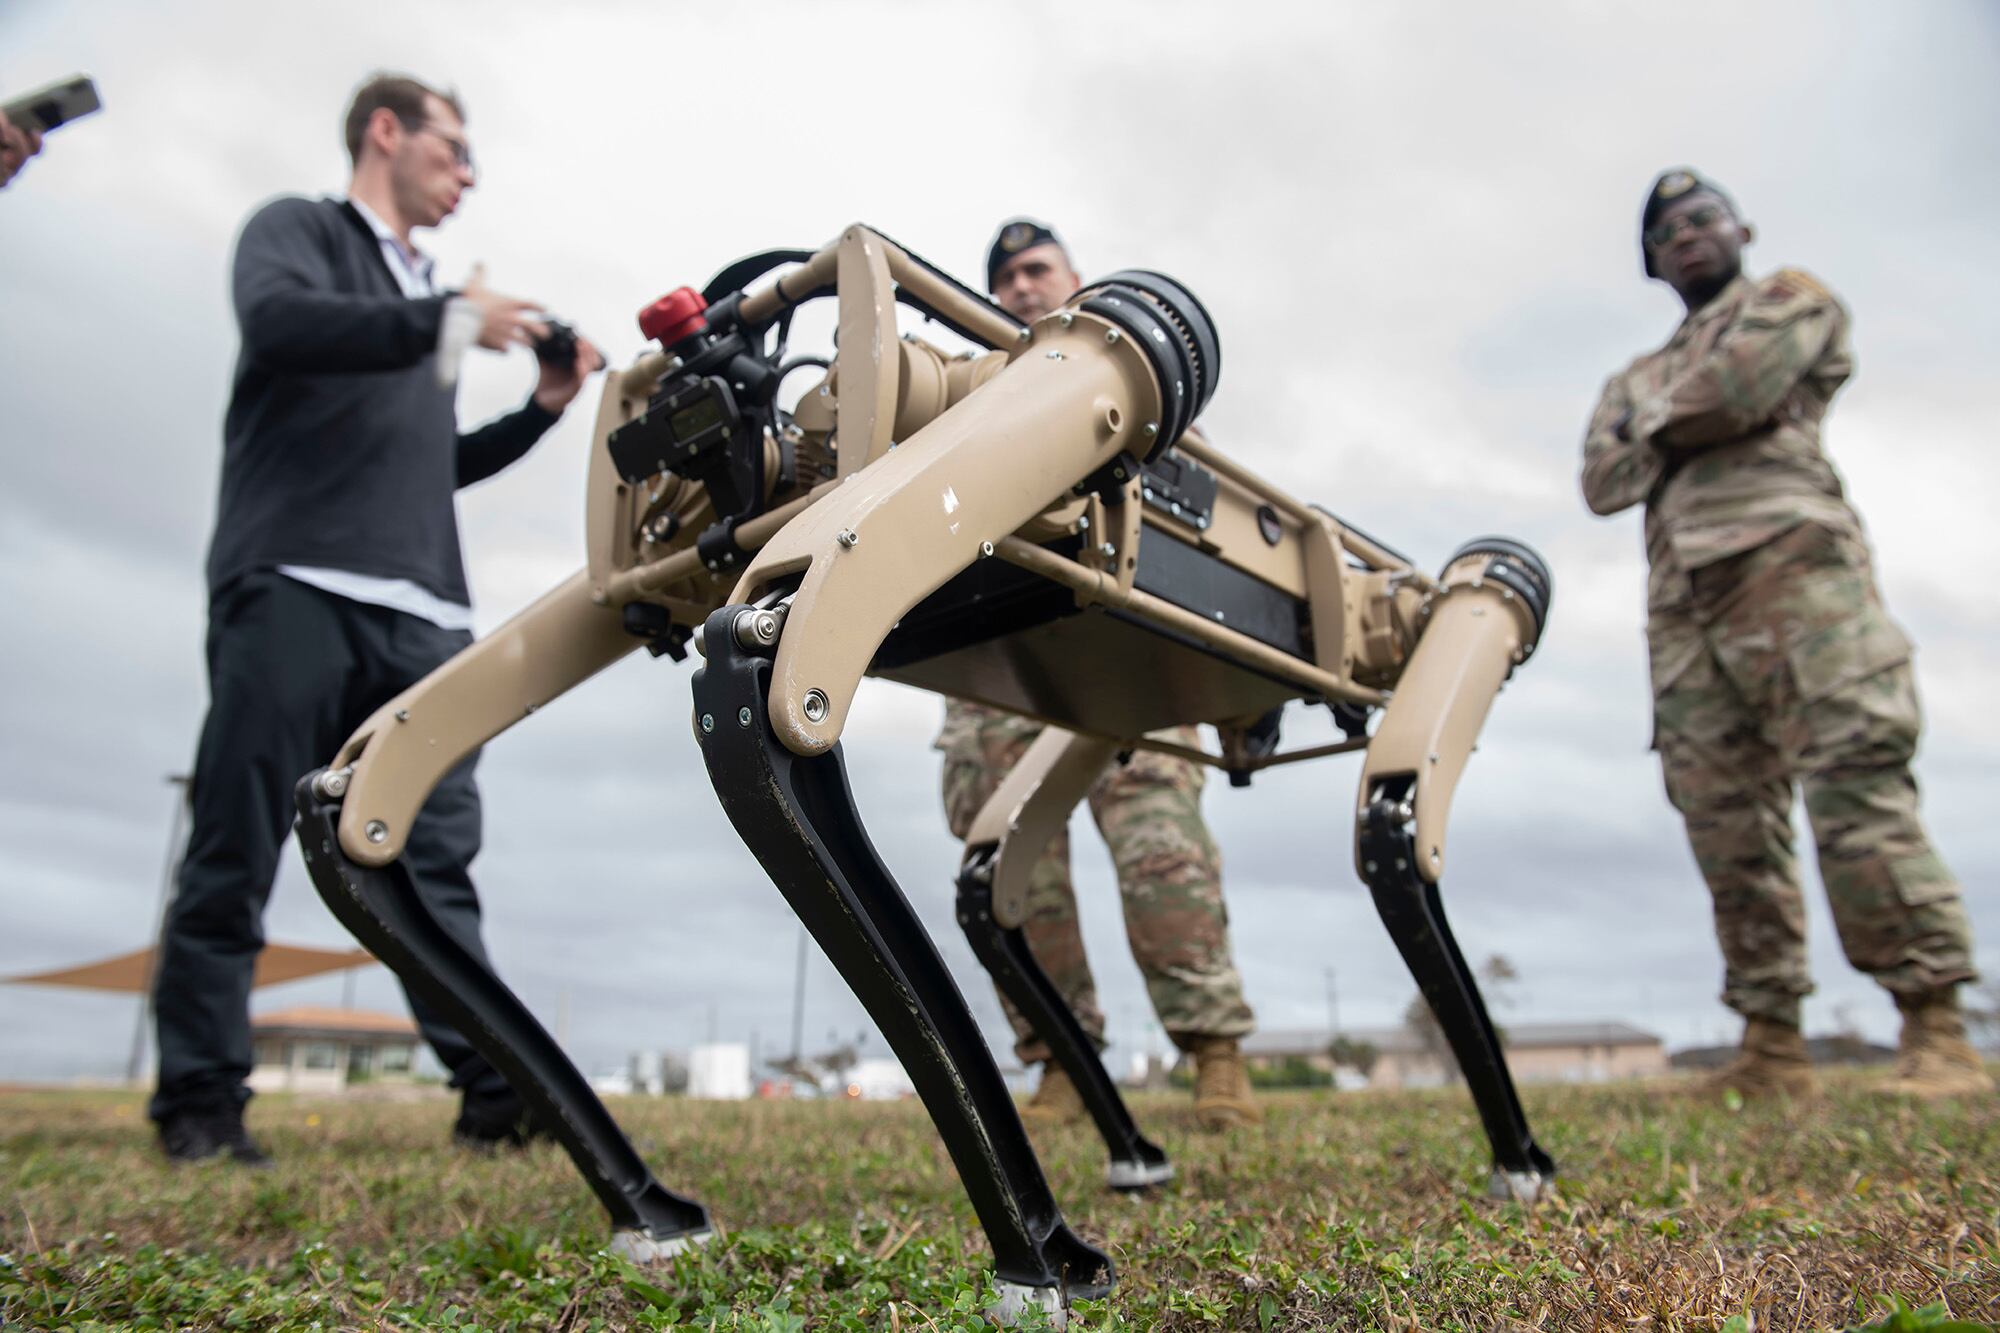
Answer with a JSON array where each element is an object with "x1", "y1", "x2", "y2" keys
[
  {"x1": 936, "y1": 701, "x2": 1255, "y2": 1064},
  {"x1": 1648, "y1": 520, "x2": 1975, "y2": 1026}
]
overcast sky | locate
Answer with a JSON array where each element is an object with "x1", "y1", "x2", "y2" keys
[{"x1": 4, "y1": 1, "x2": 1997, "y2": 1094}]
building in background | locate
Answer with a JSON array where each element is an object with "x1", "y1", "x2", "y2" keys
[
  {"x1": 687, "y1": 1042, "x2": 752, "y2": 1100},
  {"x1": 1241, "y1": 1021, "x2": 1668, "y2": 1090},
  {"x1": 1670, "y1": 1034, "x2": 1894, "y2": 1072},
  {"x1": 841, "y1": 1057, "x2": 915, "y2": 1100},
  {"x1": 248, "y1": 1006, "x2": 420, "y2": 1095}
]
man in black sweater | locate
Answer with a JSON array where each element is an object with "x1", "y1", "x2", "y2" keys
[{"x1": 151, "y1": 72, "x2": 604, "y2": 1164}]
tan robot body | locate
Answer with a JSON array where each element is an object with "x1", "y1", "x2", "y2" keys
[{"x1": 295, "y1": 225, "x2": 1553, "y2": 1318}]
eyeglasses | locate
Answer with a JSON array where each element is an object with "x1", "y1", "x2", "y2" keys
[
  {"x1": 406, "y1": 120, "x2": 475, "y2": 173},
  {"x1": 1645, "y1": 204, "x2": 1725, "y2": 250}
]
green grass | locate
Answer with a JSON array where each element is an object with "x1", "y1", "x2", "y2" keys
[{"x1": 3, "y1": 1075, "x2": 1996, "y2": 1330}]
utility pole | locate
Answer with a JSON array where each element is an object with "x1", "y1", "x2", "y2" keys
[
  {"x1": 1116, "y1": 1004, "x2": 1133, "y2": 1085},
  {"x1": 128, "y1": 774, "x2": 192, "y2": 1085},
  {"x1": 788, "y1": 926, "x2": 808, "y2": 1064},
  {"x1": 1324, "y1": 967, "x2": 1340, "y2": 1040}
]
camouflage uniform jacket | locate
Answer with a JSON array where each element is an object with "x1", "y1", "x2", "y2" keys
[{"x1": 1581, "y1": 269, "x2": 1861, "y2": 609}]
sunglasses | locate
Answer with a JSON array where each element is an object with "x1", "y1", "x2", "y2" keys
[
  {"x1": 1645, "y1": 204, "x2": 1726, "y2": 250},
  {"x1": 406, "y1": 120, "x2": 475, "y2": 173}
]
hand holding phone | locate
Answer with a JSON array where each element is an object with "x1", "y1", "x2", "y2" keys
[
  {"x1": 1, "y1": 74, "x2": 102, "y2": 135},
  {"x1": 0, "y1": 75, "x2": 100, "y2": 190},
  {"x1": 0, "y1": 112, "x2": 42, "y2": 188}
]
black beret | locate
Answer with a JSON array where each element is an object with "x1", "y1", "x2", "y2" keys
[
  {"x1": 1641, "y1": 168, "x2": 1738, "y2": 278},
  {"x1": 986, "y1": 217, "x2": 1066, "y2": 291}
]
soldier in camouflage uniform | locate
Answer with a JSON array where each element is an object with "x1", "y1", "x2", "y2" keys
[
  {"x1": 1581, "y1": 170, "x2": 1988, "y2": 1101},
  {"x1": 934, "y1": 218, "x2": 1258, "y2": 1130}
]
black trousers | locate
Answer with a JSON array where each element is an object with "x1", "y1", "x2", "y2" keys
[{"x1": 150, "y1": 572, "x2": 513, "y2": 1121}]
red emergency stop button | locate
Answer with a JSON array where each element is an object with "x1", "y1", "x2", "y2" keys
[{"x1": 638, "y1": 287, "x2": 709, "y2": 347}]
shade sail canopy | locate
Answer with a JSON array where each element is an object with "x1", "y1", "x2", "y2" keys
[
  {"x1": 253, "y1": 1005, "x2": 418, "y2": 1037},
  {"x1": 5, "y1": 943, "x2": 375, "y2": 993}
]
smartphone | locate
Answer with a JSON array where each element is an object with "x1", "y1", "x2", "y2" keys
[{"x1": 1, "y1": 74, "x2": 102, "y2": 134}]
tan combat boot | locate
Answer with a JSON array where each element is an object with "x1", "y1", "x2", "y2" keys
[
  {"x1": 1020, "y1": 1062, "x2": 1086, "y2": 1126},
  {"x1": 1700, "y1": 1017, "x2": 1820, "y2": 1101},
  {"x1": 1190, "y1": 1036, "x2": 1263, "y2": 1130},
  {"x1": 1878, "y1": 990, "x2": 1995, "y2": 1100}
]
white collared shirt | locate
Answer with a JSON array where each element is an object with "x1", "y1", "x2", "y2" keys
[{"x1": 347, "y1": 195, "x2": 439, "y2": 297}]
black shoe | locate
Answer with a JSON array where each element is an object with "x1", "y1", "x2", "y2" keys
[
  {"x1": 157, "y1": 1100, "x2": 273, "y2": 1168},
  {"x1": 452, "y1": 1094, "x2": 552, "y2": 1152}
]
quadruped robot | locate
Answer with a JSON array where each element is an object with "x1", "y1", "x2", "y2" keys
[{"x1": 295, "y1": 225, "x2": 1555, "y2": 1320}]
